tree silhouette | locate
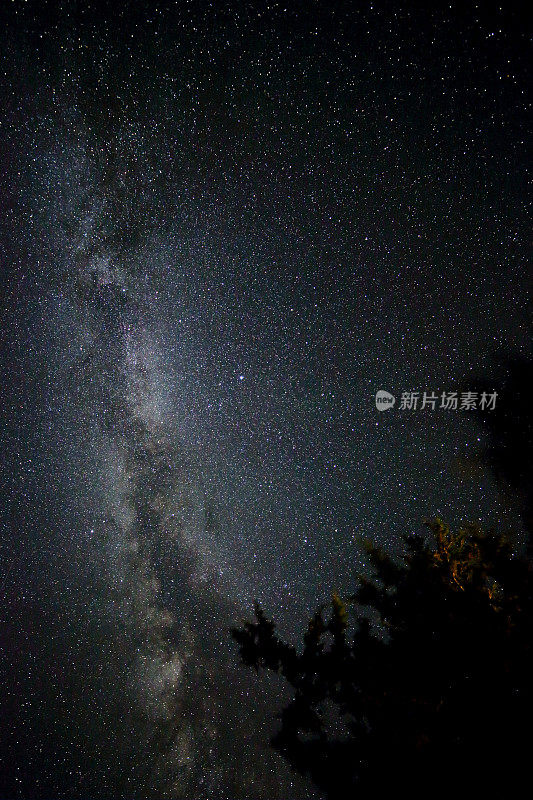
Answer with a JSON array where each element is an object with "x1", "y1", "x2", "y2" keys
[
  {"x1": 233, "y1": 520, "x2": 533, "y2": 796},
  {"x1": 474, "y1": 356, "x2": 533, "y2": 543}
]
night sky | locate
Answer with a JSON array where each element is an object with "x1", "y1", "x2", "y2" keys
[{"x1": 0, "y1": 1, "x2": 530, "y2": 797}]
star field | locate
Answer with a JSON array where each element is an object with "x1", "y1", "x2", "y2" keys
[{"x1": 0, "y1": 1, "x2": 530, "y2": 797}]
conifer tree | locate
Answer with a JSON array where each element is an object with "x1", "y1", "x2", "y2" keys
[{"x1": 233, "y1": 520, "x2": 533, "y2": 796}]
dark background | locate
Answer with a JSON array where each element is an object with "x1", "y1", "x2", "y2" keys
[{"x1": 0, "y1": 1, "x2": 530, "y2": 797}]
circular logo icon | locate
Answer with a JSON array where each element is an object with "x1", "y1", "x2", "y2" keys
[{"x1": 375, "y1": 390, "x2": 395, "y2": 411}]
